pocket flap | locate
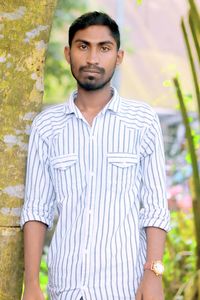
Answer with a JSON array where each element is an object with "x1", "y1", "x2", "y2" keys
[
  {"x1": 107, "y1": 153, "x2": 139, "y2": 167},
  {"x1": 50, "y1": 154, "x2": 78, "y2": 169}
]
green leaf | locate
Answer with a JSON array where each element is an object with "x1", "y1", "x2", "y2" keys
[
  {"x1": 163, "y1": 80, "x2": 172, "y2": 87},
  {"x1": 185, "y1": 152, "x2": 192, "y2": 164}
]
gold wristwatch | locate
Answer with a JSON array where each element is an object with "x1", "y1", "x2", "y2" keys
[{"x1": 144, "y1": 260, "x2": 164, "y2": 276}]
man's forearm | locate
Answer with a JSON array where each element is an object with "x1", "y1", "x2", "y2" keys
[
  {"x1": 135, "y1": 227, "x2": 167, "y2": 300},
  {"x1": 145, "y1": 227, "x2": 166, "y2": 262},
  {"x1": 23, "y1": 221, "x2": 47, "y2": 286}
]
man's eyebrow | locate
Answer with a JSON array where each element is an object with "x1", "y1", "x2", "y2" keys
[
  {"x1": 99, "y1": 41, "x2": 115, "y2": 46},
  {"x1": 74, "y1": 39, "x2": 90, "y2": 45},
  {"x1": 74, "y1": 39, "x2": 115, "y2": 46}
]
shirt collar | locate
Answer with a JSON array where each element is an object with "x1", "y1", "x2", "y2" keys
[
  {"x1": 64, "y1": 90, "x2": 78, "y2": 116},
  {"x1": 64, "y1": 87, "x2": 121, "y2": 116},
  {"x1": 101, "y1": 87, "x2": 120, "y2": 114}
]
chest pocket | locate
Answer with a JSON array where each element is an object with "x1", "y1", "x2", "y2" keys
[
  {"x1": 106, "y1": 153, "x2": 139, "y2": 189},
  {"x1": 50, "y1": 154, "x2": 78, "y2": 200},
  {"x1": 50, "y1": 154, "x2": 78, "y2": 170},
  {"x1": 107, "y1": 153, "x2": 139, "y2": 167}
]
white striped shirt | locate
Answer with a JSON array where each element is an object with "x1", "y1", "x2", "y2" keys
[{"x1": 21, "y1": 88, "x2": 170, "y2": 300}]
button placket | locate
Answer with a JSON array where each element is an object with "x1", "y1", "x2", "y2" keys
[{"x1": 81, "y1": 119, "x2": 98, "y2": 286}]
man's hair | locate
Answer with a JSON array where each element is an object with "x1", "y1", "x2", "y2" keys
[{"x1": 68, "y1": 11, "x2": 120, "y2": 50}]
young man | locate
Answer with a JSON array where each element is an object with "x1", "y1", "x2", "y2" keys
[{"x1": 21, "y1": 11, "x2": 170, "y2": 300}]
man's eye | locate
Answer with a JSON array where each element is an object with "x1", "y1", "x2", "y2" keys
[
  {"x1": 79, "y1": 44, "x2": 87, "y2": 50},
  {"x1": 101, "y1": 46, "x2": 110, "y2": 52}
]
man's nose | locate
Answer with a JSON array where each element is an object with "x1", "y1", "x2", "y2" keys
[{"x1": 86, "y1": 48, "x2": 99, "y2": 64}]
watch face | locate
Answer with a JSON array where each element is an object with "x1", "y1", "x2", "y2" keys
[{"x1": 153, "y1": 262, "x2": 164, "y2": 275}]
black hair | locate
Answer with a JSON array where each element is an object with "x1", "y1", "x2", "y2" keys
[{"x1": 68, "y1": 11, "x2": 120, "y2": 50}]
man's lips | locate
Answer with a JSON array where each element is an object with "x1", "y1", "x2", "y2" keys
[
  {"x1": 80, "y1": 66, "x2": 104, "y2": 74},
  {"x1": 82, "y1": 69, "x2": 101, "y2": 74}
]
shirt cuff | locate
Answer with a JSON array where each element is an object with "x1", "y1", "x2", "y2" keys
[
  {"x1": 139, "y1": 207, "x2": 171, "y2": 232},
  {"x1": 20, "y1": 207, "x2": 54, "y2": 230}
]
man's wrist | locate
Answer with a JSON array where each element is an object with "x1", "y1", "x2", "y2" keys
[
  {"x1": 24, "y1": 276, "x2": 40, "y2": 287},
  {"x1": 144, "y1": 260, "x2": 164, "y2": 276}
]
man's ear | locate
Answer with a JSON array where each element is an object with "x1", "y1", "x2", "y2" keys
[
  {"x1": 64, "y1": 46, "x2": 71, "y2": 64},
  {"x1": 116, "y1": 49, "x2": 124, "y2": 66}
]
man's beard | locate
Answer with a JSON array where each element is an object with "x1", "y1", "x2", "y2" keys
[{"x1": 71, "y1": 65, "x2": 116, "y2": 91}]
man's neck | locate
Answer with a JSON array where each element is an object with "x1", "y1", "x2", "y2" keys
[
  {"x1": 75, "y1": 85, "x2": 113, "y2": 111},
  {"x1": 74, "y1": 85, "x2": 113, "y2": 126}
]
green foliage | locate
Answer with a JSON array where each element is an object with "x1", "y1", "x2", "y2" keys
[
  {"x1": 163, "y1": 211, "x2": 196, "y2": 300},
  {"x1": 40, "y1": 258, "x2": 49, "y2": 299},
  {"x1": 44, "y1": 0, "x2": 87, "y2": 104},
  {"x1": 173, "y1": 1, "x2": 200, "y2": 279},
  {"x1": 53, "y1": 0, "x2": 86, "y2": 28}
]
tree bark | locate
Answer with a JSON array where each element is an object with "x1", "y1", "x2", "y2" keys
[{"x1": 0, "y1": 1, "x2": 58, "y2": 299}]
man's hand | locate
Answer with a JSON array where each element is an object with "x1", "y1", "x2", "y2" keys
[
  {"x1": 135, "y1": 270, "x2": 164, "y2": 300},
  {"x1": 22, "y1": 283, "x2": 45, "y2": 300}
]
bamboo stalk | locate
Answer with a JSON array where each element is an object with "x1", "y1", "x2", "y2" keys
[
  {"x1": 181, "y1": 18, "x2": 200, "y2": 123},
  {"x1": 188, "y1": 0, "x2": 200, "y2": 32},
  {"x1": 189, "y1": 10, "x2": 200, "y2": 67},
  {"x1": 173, "y1": 77, "x2": 200, "y2": 269}
]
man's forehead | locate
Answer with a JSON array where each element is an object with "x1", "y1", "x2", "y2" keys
[{"x1": 72, "y1": 25, "x2": 115, "y2": 44}]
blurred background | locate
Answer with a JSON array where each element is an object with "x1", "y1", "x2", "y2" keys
[{"x1": 40, "y1": 1, "x2": 200, "y2": 299}]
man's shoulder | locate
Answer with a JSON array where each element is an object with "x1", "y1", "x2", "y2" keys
[
  {"x1": 31, "y1": 103, "x2": 68, "y2": 137},
  {"x1": 119, "y1": 97, "x2": 157, "y2": 126},
  {"x1": 33, "y1": 103, "x2": 67, "y2": 125}
]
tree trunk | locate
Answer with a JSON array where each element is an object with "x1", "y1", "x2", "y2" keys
[{"x1": 0, "y1": 1, "x2": 58, "y2": 299}]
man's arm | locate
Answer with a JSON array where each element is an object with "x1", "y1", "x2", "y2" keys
[
  {"x1": 136, "y1": 227, "x2": 166, "y2": 300},
  {"x1": 146, "y1": 227, "x2": 166, "y2": 261},
  {"x1": 22, "y1": 221, "x2": 47, "y2": 300}
]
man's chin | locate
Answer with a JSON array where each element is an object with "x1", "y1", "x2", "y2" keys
[{"x1": 78, "y1": 81, "x2": 107, "y2": 91}]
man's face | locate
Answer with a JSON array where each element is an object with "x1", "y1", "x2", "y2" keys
[{"x1": 65, "y1": 25, "x2": 124, "y2": 91}]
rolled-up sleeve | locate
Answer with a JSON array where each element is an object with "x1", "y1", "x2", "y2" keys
[
  {"x1": 20, "y1": 123, "x2": 56, "y2": 229},
  {"x1": 139, "y1": 113, "x2": 170, "y2": 232}
]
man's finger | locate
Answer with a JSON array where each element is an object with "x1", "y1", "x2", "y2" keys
[{"x1": 135, "y1": 289, "x2": 142, "y2": 300}]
